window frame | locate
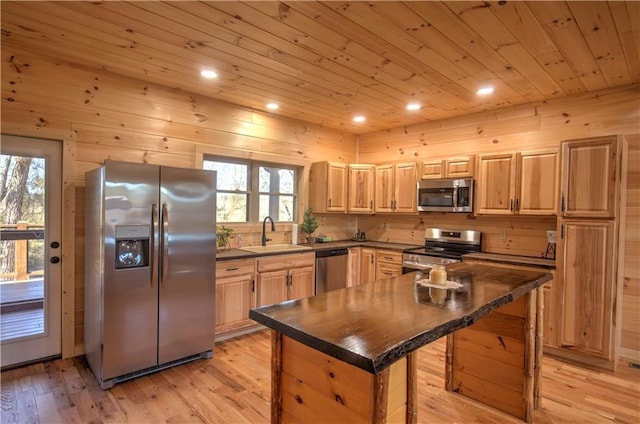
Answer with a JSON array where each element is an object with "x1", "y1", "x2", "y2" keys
[{"x1": 204, "y1": 155, "x2": 301, "y2": 224}]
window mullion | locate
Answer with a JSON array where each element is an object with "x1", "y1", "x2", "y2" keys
[{"x1": 249, "y1": 162, "x2": 259, "y2": 222}]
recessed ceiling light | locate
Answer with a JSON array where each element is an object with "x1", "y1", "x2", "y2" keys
[
  {"x1": 406, "y1": 103, "x2": 421, "y2": 111},
  {"x1": 353, "y1": 115, "x2": 366, "y2": 123},
  {"x1": 266, "y1": 102, "x2": 279, "y2": 110},
  {"x1": 200, "y1": 69, "x2": 218, "y2": 79},
  {"x1": 477, "y1": 86, "x2": 494, "y2": 95}
]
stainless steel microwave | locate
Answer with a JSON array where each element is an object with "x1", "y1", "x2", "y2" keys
[{"x1": 417, "y1": 178, "x2": 474, "y2": 213}]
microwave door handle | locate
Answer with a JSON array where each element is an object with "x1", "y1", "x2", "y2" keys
[
  {"x1": 151, "y1": 203, "x2": 158, "y2": 288},
  {"x1": 161, "y1": 203, "x2": 169, "y2": 287},
  {"x1": 453, "y1": 188, "x2": 458, "y2": 211}
]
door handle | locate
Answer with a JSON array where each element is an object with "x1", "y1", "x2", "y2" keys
[
  {"x1": 161, "y1": 203, "x2": 169, "y2": 287},
  {"x1": 50, "y1": 256, "x2": 60, "y2": 264},
  {"x1": 151, "y1": 204, "x2": 158, "y2": 288}
]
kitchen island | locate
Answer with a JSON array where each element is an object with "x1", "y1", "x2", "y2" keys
[{"x1": 249, "y1": 262, "x2": 552, "y2": 423}]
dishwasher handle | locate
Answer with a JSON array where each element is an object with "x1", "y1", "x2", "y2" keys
[{"x1": 315, "y1": 248, "x2": 349, "y2": 258}]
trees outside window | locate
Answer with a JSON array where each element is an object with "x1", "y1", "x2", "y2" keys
[
  {"x1": 0, "y1": 155, "x2": 45, "y2": 280},
  {"x1": 203, "y1": 158, "x2": 298, "y2": 224}
]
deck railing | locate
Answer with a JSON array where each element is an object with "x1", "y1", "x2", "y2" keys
[{"x1": 0, "y1": 221, "x2": 45, "y2": 282}]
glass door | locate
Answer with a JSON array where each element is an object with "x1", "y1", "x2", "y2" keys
[{"x1": 0, "y1": 135, "x2": 62, "y2": 368}]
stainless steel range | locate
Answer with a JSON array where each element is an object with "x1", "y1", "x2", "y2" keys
[{"x1": 402, "y1": 228, "x2": 482, "y2": 272}]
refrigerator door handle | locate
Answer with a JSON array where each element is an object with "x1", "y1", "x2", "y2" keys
[
  {"x1": 161, "y1": 203, "x2": 169, "y2": 287},
  {"x1": 151, "y1": 203, "x2": 158, "y2": 288}
]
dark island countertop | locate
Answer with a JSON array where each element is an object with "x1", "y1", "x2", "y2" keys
[{"x1": 249, "y1": 262, "x2": 552, "y2": 375}]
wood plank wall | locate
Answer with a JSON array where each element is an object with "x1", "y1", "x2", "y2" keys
[
  {"x1": 1, "y1": 51, "x2": 357, "y2": 356},
  {"x1": 1, "y1": 49, "x2": 639, "y2": 360},
  {"x1": 356, "y1": 87, "x2": 640, "y2": 360}
]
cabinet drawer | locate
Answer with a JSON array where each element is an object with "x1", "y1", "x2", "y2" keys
[
  {"x1": 375, "y1": 249, "x2": 403, "y2": 264},
  {"x1": 216, "y1": 258, "x2": 256, "y2": 279},
  {"x1": 376, "y1": 263, "x2": 402, "y2": 280},
  {"x1": 258, "y1": 252, "x2": 315, "y2": 272}
]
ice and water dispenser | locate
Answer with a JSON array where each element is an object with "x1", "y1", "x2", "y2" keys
[{"x1": 115, "y1": 225, "x2": 150, "y2": 269}]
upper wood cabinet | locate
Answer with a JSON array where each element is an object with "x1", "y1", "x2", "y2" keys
[
  {"x1": 518, "y1": 150, "x2": 559, "y2": 215},
  {"x1": 560, "y1": 136, "x2": 619, "y2": 218},
  {"x1": 421, "y1": 156, "x2": 475, "y2": 179},
  {"x1": 348, "y1": 164, "x2": 375, "y2": 213},
  {"x1": 374, "y1": 162, "x2": 416, "y2": 213},
  {"x1": 309, "y1": 162, "x2": 348, "y2": 213},
  {"x1": 476, "y1": 150, "x2": 558, "y2": 216}
]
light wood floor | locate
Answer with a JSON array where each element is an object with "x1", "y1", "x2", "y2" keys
[{"x1": 2, "y1": 329, "x2": 639, "y2": 423}]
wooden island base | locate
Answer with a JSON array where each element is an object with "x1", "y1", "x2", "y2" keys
[
  {"x1": 271, "y1": 332, "x2": 417, "y2": 423},
  {"x1": 270, "y1": 289, "x2": 541, "y2": 424}
]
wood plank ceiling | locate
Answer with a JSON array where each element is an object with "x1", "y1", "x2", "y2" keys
[{"x1": 1, "y1": 1, "x2": 638, "y2": 134}]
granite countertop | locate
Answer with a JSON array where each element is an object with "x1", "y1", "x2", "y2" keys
[
  {"x1": 216, "y1": 240, "x2": 420, "y2": 261},
  {"x1": 249, "y1": 262, "x2": 552, "y2": 374},
  {"x1": 463, "y1": 252, "x2": 556, "y2": 269}
]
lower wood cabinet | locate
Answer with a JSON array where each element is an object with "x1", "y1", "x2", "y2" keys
[
  {"x1": 375, "y1": 249, "x2": 403, "y2": 281},
  {"x1": 556, "y1": 220, "x2": 616, "y2": 361},
  {"x1": 360, "y1": 248, "x2": 376, "y2": 285},
  {"x1": 215, "y1": 258, "x2": 256, "y2": 337},
  {"x1": 257, "y1": 252, "x2": 315, "y2": 306},
  {"x1": 350, "y1": 247, "x2": 403, "y2": 285}
]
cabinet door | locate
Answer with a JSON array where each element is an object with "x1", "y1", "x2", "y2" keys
[
  {"x1": 288, "y1": 265, "x2": 315, "y2": 300},
  {"x1": 326, "y1": 163, "x2": 348, "y2": 212},
  {"x1": 445, "y1": 157, "x2": 475, "y2": 178},
  {"x1": 347, "y1": 247, "x2": 361, "y2": 287},
  {"x1": 360, "y1": 248, "x2": 376, "y2": 285},
  {"x1": 394, "y1": 162, "x2": 417, "y2": 213},
  {"x1": 517, "y1": 150, "x2": 559, "y2": 215},
  {"x1": 348, "y1": 165, "x2": 375, "y2": 213},
  {"x1": 309, "y1": 162, "x2": 347, "y2": 213},
  {"x1": 476, "y1": 153, "x2": 517, "y2": 214},
  {"x1": 215, "y1": 274, "x2": 256, "y2": 334},
  {"x1": 559, "y1": 221, "x2": 615, "y2": 359},
  {"x1": 375, "y1": 164, "x2": 394, "y2": 213},
  {"x1": 561, "y1": 137, "x2": 618, "y2": 218},
  {"x1": 421, "y1": 160, "x2": 444, "y2": 179},
  {"x1": 257, "y1": 269, "x2": 288, "y2": 307}
]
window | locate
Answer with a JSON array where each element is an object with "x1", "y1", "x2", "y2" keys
[{"x1": 203, "y1": 158, "x2": 298, "y2": 223}]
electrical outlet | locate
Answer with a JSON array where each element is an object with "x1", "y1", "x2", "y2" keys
[
  {"x1": 500, "y1": 229, "x2": 507, "y2": 240},
  {"x1": 384, "y1": 222, "x2": 391, "y2": 232}
]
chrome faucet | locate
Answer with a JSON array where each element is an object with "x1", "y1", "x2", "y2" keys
[{"x1": 261, "y1": 216, "x2": 275, "y2": 246}]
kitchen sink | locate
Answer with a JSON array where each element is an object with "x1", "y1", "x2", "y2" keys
[{"x1": 239, "y1": 244, "x2": 312, "y2": 253}]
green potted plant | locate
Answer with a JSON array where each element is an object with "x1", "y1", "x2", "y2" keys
[
  {"x1": 217, "y1": 225, "x2": 234, "y2": 252},
  {"x1": 299, "y1": 207, "x2": 319, "y2": 244}
]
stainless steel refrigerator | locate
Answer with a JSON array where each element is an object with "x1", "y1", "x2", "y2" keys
[{"x1": 84, "y1": 160, "x2": 216, "y2": 389}]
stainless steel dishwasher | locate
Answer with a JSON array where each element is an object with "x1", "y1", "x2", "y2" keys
[{"x1": 315, "y1": 248, "x2": 348, "y2": 294}]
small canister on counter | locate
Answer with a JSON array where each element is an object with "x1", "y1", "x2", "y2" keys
[{"x1": 429, "y1": 265, "x2": 447, "y2": 285}]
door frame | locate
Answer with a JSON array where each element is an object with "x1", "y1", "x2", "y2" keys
[
  {"x1": 1, "y1": 134, "x2": 63, "y2": 366},
  {"x1": 1, "y1": 126, "x2": 76, "y2": 359}
]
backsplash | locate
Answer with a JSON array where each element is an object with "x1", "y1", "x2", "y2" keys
[
  {"x1": 326, "y1": 213, "x2": 556, "y2": 259},
  {"x1": 221, "y1": 213, "x2": 554, "y2": 260}
]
